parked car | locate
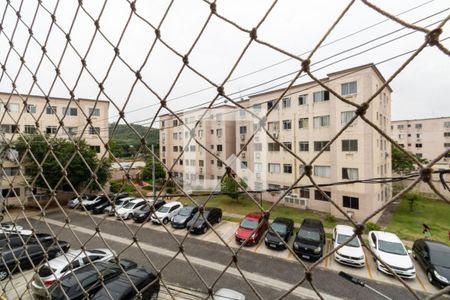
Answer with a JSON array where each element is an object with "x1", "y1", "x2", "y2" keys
[
  {"x1": 79, "y1": 194, "x2": 107, "y2": 211},
  {"x1": 369, "y1": 231, "x2": 415, "y2": 279},
  {"x1": 91, "y1": 193, "x2": 129, "y2": 214},
  {"x1": 0, "y1": 223, "x2": 32, "y2": 235},
  {"x1": 235, "y1": 212, "x2": 269, "y2": 246},
  {"x1": 91, "y1": 266, "x2": 159, "y2": 300},
  {"x1": 151, "y1": 202, "x2": 183, "y2": 225},
  {"x1": 116, "y1": 198, "x2": 147, "y2": 220},
  {"x1": 132, "y1": 199, "x2": 166, "y2": 223},
  {"x1": 171, "y1": 205, "x2": 199, "y2": 229},
  {"x1": 214, "y1": 288, "x2": 246, "y2": 300},
  {"x1": 104, "y1": 196, "x2": 135, "y2": 216},
  {"x1": 187, "y1": 207, "x2": 222, "y2": 234},
  {"x1": 31, "y1": 248, "x2": 115, "y2": 297},
  {"x1": 0, "y1": 236, "x2": 70, "y2": 281},
  {"x1": 44, "y1": 259, "x2": 138, "y2": 300},
  {"x1": 293, "y1": 219, "x2": 325, "y2": 260},
  {"x1": 264, "y1": 217, "x2": 294, "y2": 250},
  {"x1": 332, "y1": 225, "x2": 365, "y2": 267},
  {"x1": 0, "y1": 233, "x2": 61, "y2": 247},
  {"x1": 412, "y1": 239, "x2": 450, "y2": 288},
  {"x1": 67, "y1": 194, "x2": 95, "y2": 209}
]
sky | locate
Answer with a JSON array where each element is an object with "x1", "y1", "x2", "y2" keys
[{"x1": 0, "y1": 0, "x2": 449, "y2": 128}]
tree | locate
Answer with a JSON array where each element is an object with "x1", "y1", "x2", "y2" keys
[
  {"x1": 405, "y1": 192, "x2": 420, "y2": 212},
  {"x1": 15, "y1": 135, "x2": 110, "y2": 191},
  {"x1": 220, "y1": 175, "x2": 248, "y2": 200},
  {"x1": 142, "y1": 157, "x2": 166, "y2": 182},
  {"x1": 391, "y1": 145, "x2": 415, "y2": 174}
]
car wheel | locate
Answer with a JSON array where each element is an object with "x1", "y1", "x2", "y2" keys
[
  {"x1": 0, "y1": 271, "x2": 8, "y2": 281},
  {"x1": 162, "y1": 218, "x2": 169, "y2": 225},
  {"x1": 203, "y1": 226, "x2": 207, "y2": 234},
  {"x1": 427, "y1": 271, "x2": 433, "y2": 283}
]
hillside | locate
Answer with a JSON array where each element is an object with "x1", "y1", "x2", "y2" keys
[{"x1": 109, "y1": 123, "x2": 159, "y2": 157}]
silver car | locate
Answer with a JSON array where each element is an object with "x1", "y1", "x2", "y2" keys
[{"x1": 104, "y1": 197, "x2": 135, "y2": 216}]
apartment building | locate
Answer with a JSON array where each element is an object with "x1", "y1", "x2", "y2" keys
[
  {"x1": 0, "y1": 92, "x2": 109, "y2": 204},
  {"x1": 391, "y1": 117, "x2": 450, "y2": 166},
  {"x1": 159, "y1": 64, "x2": 392, "y2": 222},
  {"x1": 159, "y1": 105, "x2": 236, "y2": 190}
]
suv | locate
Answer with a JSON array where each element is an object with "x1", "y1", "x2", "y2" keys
[
  {"x1": 235, "y1": 212, "x2": 269, "y2": 246},
  {"x1": 186, "y1": 207, "x2": 222, "y2": 234},
  {"x1": 293, "y1": 219, "x2": 325, "y2": 260}
]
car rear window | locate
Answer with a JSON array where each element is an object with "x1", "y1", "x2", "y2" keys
[{"x1": 298, "y1": 228, "x2": 320, "y2": 241}]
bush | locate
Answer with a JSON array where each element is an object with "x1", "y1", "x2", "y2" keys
[
  {"x1": 142, "y1": 185, "x2": 153, "y2": 191},
  {"x1": 365, "y1": 222, "x2": 380, "y2": 233},
  {"x1": 325, "y1": 214, "x2": 336, "y2": 223},
  {"x1": 110, "y1": 180, "x2": 135, "y2": 194},
  {"x1": 166, "y1": 187, "x2": 174, "y2": 194}
]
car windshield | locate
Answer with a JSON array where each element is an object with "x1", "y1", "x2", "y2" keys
[
  {"x1": 430, "y1": 250, "x2": 450, "y2": 267},
  {"x1": 336, "y1": 234, "x2": 360, "y2": 247},
  {"x1": 240, "y1": 219, "x2": 258, "y2": 230},
  {"x1": 270, "y1": 223, "x2": 287, "y2": 234},
  {"x1": 298, "y1": 228, "x2": 320, "y2": 241},
  {"x1": 378, "y1": 240, "x2": 407, "y2": 255},
  {"x1": 158, "y1": 206, "x2": 170, "y2": 213},
  {"x1": 123, "y1": 202, "x2": 138, "y2": 209},
  {"x1": 178, "y1": 207, "x2": 194, "y2": 216}
]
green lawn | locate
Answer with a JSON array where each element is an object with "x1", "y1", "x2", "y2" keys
[
  {"x1": 179, "y1": 194, "x2": 341, "y2": 228},
  {"x1": 386, "y1": 194, "x2": 450, "y2": 245}
]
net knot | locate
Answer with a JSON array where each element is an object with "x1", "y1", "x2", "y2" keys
[
  {"x1": 426, "y1": 28, "x2": 442, "y2": 46},
  {"x1": 130, "y1": 1, "x2": 136, "y2": 12},
  {"x1": 135, "y1": 70, "x2": 142, "y2": 80},
  {"x1": 210, "y1": 2, "x2": 217, "y2": 14},
  {"x1": 303, "y1": 165, "x2": 313, "y2": 176},
  {"x1": 354, "y1": 223, "x2": 364, "y2": 236},
  {"x1": 301, "y1": 59, "x2": 310, "y2": 72},
  {"x1": 114, "y1": 47, "x2": 120, "y2": 55},
  {"x1": 182, "y1": 55, "x2": 189, "y2": 65},
  {"x1": 94, "y1": 19, "x2": 100, "y2": 29},
  {"x1": 41, "y1": 45, "x2": 47, "y2": 53},
  {"x1": 98, "y1": 82, "x2": 104, "y2": 91},
  {"x1": 28, "y1": 28, "x2": 33, "y2": 35},
  {"x1": 250, "y1": 28, "x2": 257, "y2": 40},
  {"x1": 81, "y1": 58, "x2": 86, "y2": 67},
  {"x1": 217, "y1": 86, "x2": 225, "y2": 96},
  {"x1": 155, "y1": 29, "x2": 161, "y2": 39},
  {"x1": 420, "y1": 167, "x2": 432, "y2": 183},
  {"x1": 305, "y1": 271, "x2": 312, "y2": 282},
  {"x1": 355, "y1": 102, "x2": 369, "y2": 116},
  {"x1": 65, "y1": 33, "x2": 71, "y2": 42}
]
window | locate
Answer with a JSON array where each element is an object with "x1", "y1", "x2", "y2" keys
[
  {"x1": 240, "y1": 144, "x2": 247, "y2": 151},
  {"x1": 199, "y1": 160, "x2": 204, "y2": 167},
  {"x1": 416, "y1": 153, "x2": 422, "y2": 158},
  {"x1": 342, "y1": 139, "x2": 358, "y2": 151},
  {"x1": 216, "y1": 144, "x2": 223, "y2": 152},
  {"x1": 407, "y1": 134, "x2": 411, "y2": 137},
  {"x1": 63, "y1": 107, "x2": 78, "y2": 116},
  {"x1": 90, "y1": 145, "x2": 101, "y2": 153},
  {"x1": 89, "y1": 108, "x2": 100, "y2": 116},
  {"x1": 26, "y1": 104, "x2": 36, "y2": 114},
  {"x1": 267, "y1": 100, "x2": 276, "y2": 110},
  {"x1": 283, "y1": 142, "x2": 292, "y2": 150},
  {"x1": 342, "y1": 168, "x2": 359, "y2": 180},
  {"x1": 282, "y1": 97, "x2": 291, "y2": 108},
  {"x1": 190, "y1": 145, "x2": 196, "y2": 152},
  {"x1": 0, "y1": 124, "x2": 19, "y2": 133},
  {"x1": 198, "y1": 130, "x2": 203, "y2": 137},
  {"x1": 216, "y1": 129, "x2": 222, "y2": 137},
  {"x1": 239, "y1": 109, "x2": 246, "y2": 117},
  {"x1": 314, "y1": 141, "x2": 330, "y2": 151},
  {"x1": 415, "y1": 123, "x2": 422, "y2": 129},
  {"x1": 315, "y1": 190, "x2": 331, "y2": 201},
  {"x1": 283, "y1": 164, "x2": 292, "y2": 174},
  {"x1": 190, "y1": 160, "x2": 196, "y2": 166},
  {"x1": 46, "y1": 105, "x2": 57, "y2": 115},
  {"x1": 341, "y1": 81, "x2": 357, "y2": 95},
  {"x1": 313, "y1": 90, "x2": 329, "y2": 102},
  {"x1": 46, "y1": 126, "x2": 57, "y2": 134},
  {"x1": 298, "y1": 94, "x2": 307, "y2": 105},
  {"x1": 241, "y1": 161, "x2": 248, "y2": 169},
  {"x1": 89, "y1": 127, "x2": 100, "y2": 135},
  {"x1": 444, "y1": 132, "x2": 450, "y2": 137},
  {"x1": 162, "y1": 146, "x2": 166, "y2": 152},
  {"x1": 254, "y1": 143, "x2": 262, "y2": 151},
  {"x1": 299, "y1": 141, "x2": 309, "y2": 152},
  {"x1": 252, "y1": 104, "x2": 261, "y2": 112},
  {"x1": 313, "y1": 115, "x2": 330, "y2": 128},
  {"x1": 444, "y1": 143, "x2": 450, "y2": 148},
  {"x1": 300, "y1": 188, "x2": 310, "y2": 199},
  {"x1": 416, "y1": 133, "x2": 421, "y2": 138},
  {"x1": 298, "y1": 118, "x2": 308, "y2": 129},
  {"x1": 343, "y1": 196, "x2": 359, "y2": 209},
  {"x1": 24, "y1": 125, "x2": 36, "y2": 134},
  {"x1": 173, "y1": 120, "x2": 178, "y2": 126},
  {"x1": 65, "y1": 127, "x2": 78, "y2": 135},
  {"x1": 254, "y1": 162, "x2": 263, "y2": 173},
  {"x1": 268, "y1": 163, "x2": 280, "y2": 173},
  {"x1": 341, "y1": 111, "x2": 355, "y2": 125},
  {"x1": 268, "y1": 143, "x2": 280, "y2": 151},
  {"x1": 397, "y1": 125, "x2": 404, "y2": 129},
  {"x1": 4, "y1": 167, "x2": 19, "y2": 176},
  {"x1": 282, "y1": 120, "x2": 292, "y2": 130},
  {"x1": 415, "y1": 143, "x2": 422, "y2": 148},
  {"x1": 268, "y1": 121, "x2": 279, "y2": 131},
  {"x1": 8, "y1": 103, "x2": 19, "y2": 112},
  {"x1": 314, "y1": 165, "x2": 330, "y2": 177},
  {"x1": 444, "y1": 121, "x2": 450, "y2": 128},
  {"x1": 239, "y1": 126, "x2": 247, "y2": 134},
  {"x1": 217, "y1": 160, "x2": 223, "y2": 167}
]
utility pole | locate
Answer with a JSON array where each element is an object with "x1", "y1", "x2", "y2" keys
[{"x1": 152, "y1": 144, "x2": 155, "y2": 200}]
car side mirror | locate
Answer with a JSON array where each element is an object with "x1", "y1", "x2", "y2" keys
[{"x1": 407, "y1": 250, "x2": 412, "y2": 255}]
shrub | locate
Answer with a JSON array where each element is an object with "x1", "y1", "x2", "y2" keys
[
  {"x1": 142, "y1": 185, "x2": 153, "y2": 191},
  {"x1": 324, "y1": 214, "x2": 336, "y2": 223},
  {"x1": 110, "y1": 180, "x2": 135, "y2": 194},
  {"x1": 365, "y1": 222, "x2": 380, "y2": 233},
  {"x1": 166, "y1": 187, "x2": 174, "y2": 194}
]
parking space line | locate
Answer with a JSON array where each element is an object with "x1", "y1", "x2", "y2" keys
[
  {"x1": 415, "y1": 274, "x2": 427, "y2": 292},
  {"x1": 202, "y1": 223, "x2": 226, "y2": 240},
  {"x1": 364, "y1": 254, "x2": 373, "y2": 279},
  {"x1": 324, "y1": 241, "x2": 331, "y2": 268},
  {"x1": 252, "y1": 240, "x2": 264, "y2": 253}
]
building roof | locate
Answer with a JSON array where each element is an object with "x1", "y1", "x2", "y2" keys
[
  {"x1": 159, "y1": 104, "x2": 236, "y2": 118},
  {"x1": 391, "y1": 116, "x2": 450, "y2": 123},
  {"x1": 0, "y1": 92, "x2": 110, "y2": 104}
]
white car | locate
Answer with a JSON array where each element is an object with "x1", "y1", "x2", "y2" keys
[
  {"x1": 214, "y1": 288, "x2": 245, "y2": 300},
  {"x1": 31, "y1": 248, "x2": 115, "y2": 297},
  {"x1": 368, "y1": 231, "x2": 415, "y2": 279},
  {"x1": 332, "y1": 225, "x2": 365, "y2": 267},
  {"x1": 151, "y1": 202, "x2": 183, "y2": 225},
  {"x1": 115, "y1": 198, "x2": 147, "y2": 220},
  {"x1": 0, "y1": 223, "x2": 32, "y2": 235},
  {"x1": 104, "y1": 196, "x2": 135, "y2": 216}
]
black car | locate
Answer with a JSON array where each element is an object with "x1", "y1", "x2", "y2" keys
[
  {"x1": 171, "y1": 205, "x2": 199, "y2": 229},
  {"x1": 186, "y1": 208, "x2": 222, "y2": 234},
  {"x1": 412, "y1": 239, "x2": 450, "y2": 289},
  {"x1": 0, "y1": 236, "x2": 70, "y2": 281},
  {"x1": 265, "y1": 217, "x2": 294, "y2": 250},
  {"x1": 45, "y1": 259, "x2": 138, "y2": 300},
  {"x1": 92, "y1": 193, "x2": 129, "y2": 214},
  {"x1": 132, "y1": 200, "x2": 166, "y2": 223},
  {"x1": 293, "y1": 219, "x2": 325, "y2": 260},
  {"x1": 82, "y1": 194, "x2": 111, "y2": 211},
  {"x1": 91, "y1": 266, "x2": 160, "y2": 300}
]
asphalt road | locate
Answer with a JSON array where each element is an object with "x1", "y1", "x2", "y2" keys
[{"x1": 13, "y1": 209, "x2": 441, "y2": 300}]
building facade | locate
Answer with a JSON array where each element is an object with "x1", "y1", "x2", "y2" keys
[
  {"x1": 391, "y1": 117, "x2": 450, "y2": 166},
  {"x1": 0, "y1": 92, "x2": 109, "y2": 205},
  {"x1": 160, "y1": 64, "x2": 392, "y2": 222}
]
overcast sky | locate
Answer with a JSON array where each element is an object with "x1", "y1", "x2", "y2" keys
[{"x1": 0, "y1": 0, "x2": 449, "y2": 128}]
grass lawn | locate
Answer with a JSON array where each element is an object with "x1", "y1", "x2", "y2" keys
[
  {"x1": 179, "y1": 194, "x2": 341, "y2": 228},
  {"x1": 386, "y1": 194, "x2": 450, "y2": 245}
]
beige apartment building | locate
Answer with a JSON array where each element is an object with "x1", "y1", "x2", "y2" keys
[
  {"x1": 160, "y1": 64, "x2": 392, "y2": 222},
  {"x1": 391, "y1": 117, "x2": 450, "y2": 166},
  {"x1": 0, "y1": 92, "x2": 109, "y2": 204}
]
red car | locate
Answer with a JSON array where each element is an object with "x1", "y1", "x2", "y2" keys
[{"x1": 235, "y1": 212, "x2": 269, "y2": 246}]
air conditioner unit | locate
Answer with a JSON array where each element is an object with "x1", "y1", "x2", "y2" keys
[
  {"x1": 199, "y1": 168, "x2": 203, "y2": 173},
  {"x1": 240, "y1": 134, "x2": 246, "y2": 140}
]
